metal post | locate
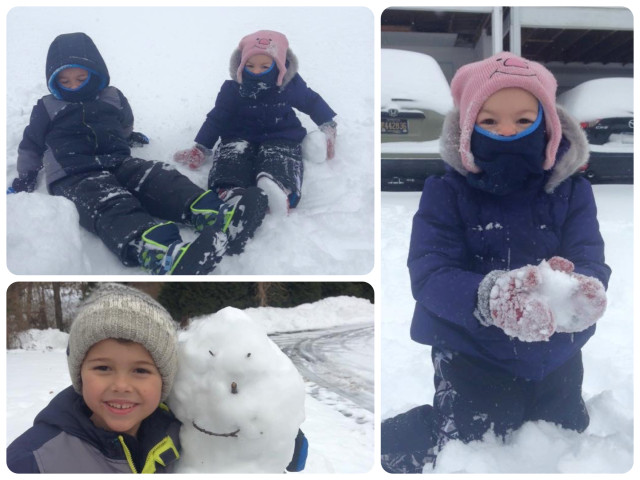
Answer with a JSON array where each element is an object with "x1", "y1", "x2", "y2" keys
[{"x1": 509, "y1": 7, "x2": 522, "y2": 55}]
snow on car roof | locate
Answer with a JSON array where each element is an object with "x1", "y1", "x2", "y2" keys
[
  {"x1": 557, "y1": 77, "x2": 633, "y2": 122},
  {"x1": 381, "y1": 49, "x2": 453, "y2": 115}
]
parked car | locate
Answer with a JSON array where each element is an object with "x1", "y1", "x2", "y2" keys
[
  {"x1": 381, "y1": 49, "x2": 453, "y2": 190},
  {"x1": 557, "y1": 77, "x2": 633, "y2": 183}
]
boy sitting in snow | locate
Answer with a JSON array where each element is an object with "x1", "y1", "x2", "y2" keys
[
  {"x1": 8, "y1": 32, "x2": 267, "y2": 275},
  {"x1": 6, "y1": 284, "x2": 183, "y2": 473}
]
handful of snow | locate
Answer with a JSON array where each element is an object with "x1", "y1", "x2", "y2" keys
[
  {"x1": 302, "y1": 130, "x2": 328, "y2": 164},
  {"x1": 490, "y1": 258, "x2": 607, "y2": 342},
  {"x1": 168, "y1": 307, "x2": 306, "y2": 473}
]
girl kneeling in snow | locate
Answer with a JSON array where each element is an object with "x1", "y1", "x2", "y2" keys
[
  {"x1": 384, "y1": 52, "x2": 611, "y2": 473},
  {"x1": 174, "y1": 30, "x2": 337, "y2": 215}
]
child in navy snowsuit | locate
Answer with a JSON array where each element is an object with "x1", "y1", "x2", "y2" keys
[
  {"x1": 383, "y1": 52, "x2": 611, "y2": 473},
  {"x1": 9, "y1": 32, "x2": 267, "y2": 275},
  {"x1": 174, "y1": 30, "x2": 337, "y2": 214}
]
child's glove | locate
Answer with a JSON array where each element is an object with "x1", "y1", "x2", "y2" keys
[
  {"x1": 10, "y1": 172, "x2": 39, "y2": 193},
  {"x1": 128, "y1": 131, "x2": 150, "y2": 147},
  {"x1": 319, "y1": 120, "x2": 337, "y2": 160},
  {"x1": 545, "y1": 256, "x2": 607, "y2": 333},
  {"x1": 476, "y1": 264, "x2": 555, "y2": 342},
  {"x1": 173, "y1": 144, "x2": 212, "y2": 170}
]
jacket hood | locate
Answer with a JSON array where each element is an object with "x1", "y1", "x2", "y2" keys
[
  {"x1": 439, "y1": 105, "x2": 590, "y2": 193},
  {"x1": 46, "y1": 33, "x2": 110, "y2": 99},
  {"x1": 229, "y1": 45, "x2": 299, "y2": 88}
]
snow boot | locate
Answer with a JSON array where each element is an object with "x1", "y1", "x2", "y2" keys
[
  {"x1": 257, "y1": 175, "x2": 291, "y2": 216},
  {"x1": 190, "y1": 188, "x2": 268, "y2": 255},
  {"x1": 381, "y1": 404, "x2": 438, "y2": 473},
  {"x1": 137, "y1": 221, "x2": 227, "y2": 275}
]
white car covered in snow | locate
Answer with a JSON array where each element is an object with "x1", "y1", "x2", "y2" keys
[
  {"x1": 381, "y1": 49, "x2": 453, "y2": 190},
  {"x1": 558, "y1": 77, "x2": 633, "y2": 183}
]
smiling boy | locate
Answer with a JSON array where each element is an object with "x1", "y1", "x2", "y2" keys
[{"x1": 7, "y1": 284, "x2": 181, "y2": 473}]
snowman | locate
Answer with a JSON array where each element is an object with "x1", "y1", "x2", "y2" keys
[{"x1": 168, "y1": 307, "x2": 306, "y2": 473}]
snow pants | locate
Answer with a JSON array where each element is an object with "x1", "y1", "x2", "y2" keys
[
  {"x1": 50, "y1": 157, "x2": 208, "y2": 266},
  {"x1": 208, "y1": 138, "x2": 303, "y2": 207},
  {"x1": 430, "y1": 347, "x2": 589, "y2": 451}
]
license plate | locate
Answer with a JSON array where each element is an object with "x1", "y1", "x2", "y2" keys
[{"x1": 382, "y1": 118, "x2": 409, "y2": 134}]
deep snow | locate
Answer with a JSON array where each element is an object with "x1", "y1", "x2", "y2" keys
[
  {"x1": 5, "y1": 6, "x2": 374, "y2": 275},
  {"x1": 381, "y1": 185, "x2": 634, "y2": 473},
  {"x1": 5, "y1": 297, "x2": 374, "y2": 473}
]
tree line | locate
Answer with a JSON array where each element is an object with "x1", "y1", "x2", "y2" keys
[{"x1": 6, "y1": 282, "x2": 374, "y2": 347}]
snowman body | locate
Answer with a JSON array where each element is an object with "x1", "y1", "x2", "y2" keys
[{"x1": 168, "y1": 307, "x2": 306, "y2": 473}]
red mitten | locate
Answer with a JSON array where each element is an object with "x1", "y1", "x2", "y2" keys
[
  {"x1": 547, "y1": 256, "x2": 574, "y2": 273},
  {"x1": 489, "y1": 265, "x2": 556, "y2": 342},
  {"x1": 173, "y1": 146, "x2": 206, "y2": 170},
  {"x1": 319, "y1": 121, "x2": 337, "y2": 160}
]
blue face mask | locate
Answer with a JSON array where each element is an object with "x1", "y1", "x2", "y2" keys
[
  {"x1": 466, "y1": 105, "x2": 547, "y2": 195},
  {"x1": 239, "y1": 61, "x2": 279, "y2": 98},
  {"x1": 48, "y1": 64, "x2": 107, "y2": 102}
]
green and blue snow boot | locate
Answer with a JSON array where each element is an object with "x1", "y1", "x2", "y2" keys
[
  {"x1": 189, "y1": 187, "x2": 268, "y2": 255},
  {"x1": 137, "y1": 221, "x2": 227, "y2": 275}
]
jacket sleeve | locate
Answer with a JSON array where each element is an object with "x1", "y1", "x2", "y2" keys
[
  {"x1": 288, "y1": 74, "x2": 336, "y2": 126},
  {"x1": 558, "y1": 177, "x2": 612, "y2": 287},
  {"x1": 194, "y1": 82, "x2": 236, "y2": 149},
  {"x1": 16, "y1": 100, "x2": 49, "y2": 177},
  {"x1": 407, "y1": 176, "x2": 486, "y2": 331},
  {"x1": 116, "y1": 89, "x2": 135, "y2": 138}
]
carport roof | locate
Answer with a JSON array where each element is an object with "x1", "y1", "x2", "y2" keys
[{"x1": 381, "y1": 8, "x2": 633, "y2": 66}]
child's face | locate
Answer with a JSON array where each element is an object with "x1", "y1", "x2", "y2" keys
[
  {"x1": 245, "y1": 54, "x2": 274, "y2": 75},
  {"x1": 475, "y1": 87, "x2": 539, "y2": 136},
  {"x1": 80, "y1": 339, "x2": 162, "y2": 437},
  {"x1": 56, "y1": 67, "x2": 89, "y2": 90}
]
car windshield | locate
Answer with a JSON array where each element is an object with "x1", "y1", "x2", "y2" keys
[{"x1": 381, "y1": 49, "x2": 453, "y2": 115}]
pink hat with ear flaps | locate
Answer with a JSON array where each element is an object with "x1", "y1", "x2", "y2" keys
[
  {"x1": 450, "y1": 52, "x2": 562, "y2": 173},
  {"x1": 237, "y1": 30, "x2": 289, "y2": 86}
]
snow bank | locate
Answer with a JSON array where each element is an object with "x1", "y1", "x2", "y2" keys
[
  {"x1": 9, "y1": 328, "x2": 70, "y2": 351},
  {"x1": 557, "y1": 77, "x2": 633, "y2": 122}
]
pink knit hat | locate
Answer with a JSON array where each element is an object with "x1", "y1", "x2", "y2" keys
[
  {"x1": 451, "y1": 52, "x2": 562, "y2": 173},
  {"x1": 236, "y1": 30, "x2": 289, "y2": 86}
]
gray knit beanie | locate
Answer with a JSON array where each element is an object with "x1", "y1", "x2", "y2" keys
[{"x1": 67, "y1": 283, "x2": 178, "y2": 401}]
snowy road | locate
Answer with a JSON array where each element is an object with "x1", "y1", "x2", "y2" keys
[{"x1": 271, "y1": 324, "x2": 374, "y2": 414}]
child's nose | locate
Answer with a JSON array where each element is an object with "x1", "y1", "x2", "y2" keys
[
  {"x1": 496, "y1": 122, "x2": 518, "y2": 136},
  {"x1": 112, "y1": 374, "x2": 133, "y2": 391}
]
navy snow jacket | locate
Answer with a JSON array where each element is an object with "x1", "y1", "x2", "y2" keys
[
  {"x1": 6, "y1": 386, "x2": 181, "y2": 473},
  {"x1": 408, "y1": 107, "x2": 611, "y2": 381},
  {"x1": 194, "y1": 49, "x2": 336, "y2": 148},
  {"x1": 16, "y1": 32, "x2": 134, "y2": 188}
]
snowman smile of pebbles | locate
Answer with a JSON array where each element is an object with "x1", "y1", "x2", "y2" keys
[{"x1": 168, "y1": 307, "x2": 306, "y2": 473}]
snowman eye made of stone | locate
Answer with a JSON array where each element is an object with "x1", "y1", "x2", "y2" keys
[
  {"x1": 231, "y1": 382, "x2": 238, "y2": 394},
  {"x1": 209, "y1": 350, "x2": 215, "y2": 357}
]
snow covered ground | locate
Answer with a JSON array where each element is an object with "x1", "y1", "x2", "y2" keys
[
  {"x1": 6, "y1": 296, "x2": 374, "y2": 473},
  {"x1": 381, "y1": 185, "x2": 634, "y2": 473},
  {"x1": 5, "y1": 6, "x2": 374, "y2": 275}
]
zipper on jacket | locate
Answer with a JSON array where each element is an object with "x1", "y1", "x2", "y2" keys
[{"x1": 118, "y1": 435, "x2": 138, "y2": 473}]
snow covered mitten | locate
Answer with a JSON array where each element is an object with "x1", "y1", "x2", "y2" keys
[
  {"x1": 319, "y1": 120, "x2": 337, "y2": 160},
  {"x1": 11, "y1": 171, "x2": 39, "y2": 193},
  {"x1": 173, "y1": 144, "x2": 212, "y2": 169},
  {"x1": 477, "y1": 265, "x2": 555, "y2": 342},
  {"x1": 545, "y1": 256, "x2": 607, "y2": 333}
]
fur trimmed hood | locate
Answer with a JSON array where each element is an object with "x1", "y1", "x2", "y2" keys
[
  {"x1": 229, "y1": 46, "x2": 299, "y2": 88},
  {"x1": 440, "y1": 105, "x2": 590, "y2": 193}
]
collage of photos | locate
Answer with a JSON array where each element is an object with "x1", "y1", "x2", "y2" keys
[{"x1": 2, "y1": 4, "x2": 635, "y2": 476}]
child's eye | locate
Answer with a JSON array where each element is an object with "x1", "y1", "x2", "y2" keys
[
  {"x1": 478, "y1": 118, "x2": 496, "y2": 126},
  {"x1": 517, "y1": 118, "x2": 535, "y2": 125},
  {"x1": 133, "y1": 368, "x2": 152, "y2": 375},
  {"x1": 92, "y1": 365, "x2": 110, "y2": 372}
]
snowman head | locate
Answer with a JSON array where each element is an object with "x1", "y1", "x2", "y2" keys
[{"x1": 168, "y1": 307, "x2": 305, "y2": 472}]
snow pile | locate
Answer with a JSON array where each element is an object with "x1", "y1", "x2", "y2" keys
[
  {"x1": 9, "y1": 328, "x2": 69, "y2": 351},
  {"x1": 169, "y1": 307, "x2": 306, "y2": 473}
]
